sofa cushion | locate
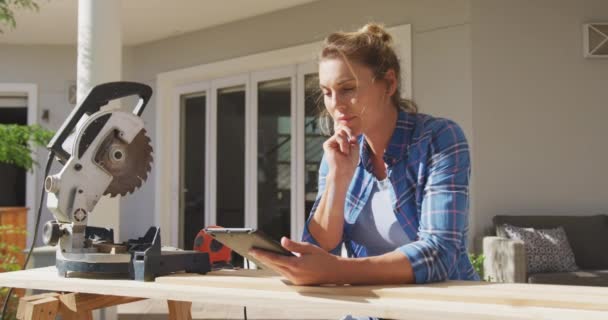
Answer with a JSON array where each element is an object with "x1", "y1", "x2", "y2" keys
[
  {"x1": 503, "y1": 224, "x2": 578, "y2": 273},
  {"x1": 528, "y1": 270, "x2": 608, "y2": 287},
  {"x1": 493, "y1": 215, "x2": 608, "y2": 269}
]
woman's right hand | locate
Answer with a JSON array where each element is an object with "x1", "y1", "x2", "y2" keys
[{"x1": 323, "y1": 125, "x2": 360, "y2": 182}]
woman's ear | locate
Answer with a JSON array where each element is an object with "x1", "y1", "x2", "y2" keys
[{"x1": 384, "y1": 69, "x2": 398, "y2": 97}]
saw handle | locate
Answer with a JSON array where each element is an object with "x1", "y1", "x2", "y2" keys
[{"x1": 47, "y1": 81, "x2": 153, "y2": 161}]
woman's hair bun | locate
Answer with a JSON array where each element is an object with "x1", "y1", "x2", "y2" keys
[{"x1": 359, "y1": 23, "x2": 392, "y2": 44}]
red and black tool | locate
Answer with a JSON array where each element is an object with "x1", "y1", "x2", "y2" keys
[{"x1": 193, "y1": 226, "x2": 233, "y2": 269}]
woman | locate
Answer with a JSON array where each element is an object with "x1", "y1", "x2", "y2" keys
[{"x1": 250, "y1": 23, "x2": 480, "y2": 285}]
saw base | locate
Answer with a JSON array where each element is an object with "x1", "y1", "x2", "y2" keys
[
  {"x1": 57, "y1": 258, "x2": 132, "y2": 279},
  {"x1": 55, "y1": 226, "x2": 210, "y2": 281}
]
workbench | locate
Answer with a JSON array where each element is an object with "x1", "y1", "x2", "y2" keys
[{"x1": 0, "y1": 266, "x2": 607, "y2": 320}]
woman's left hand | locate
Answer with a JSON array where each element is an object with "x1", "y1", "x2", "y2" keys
[{"x1": 249, "y1": 237, "x2": 342, "y2": 286}]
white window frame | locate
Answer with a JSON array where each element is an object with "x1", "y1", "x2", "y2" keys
[
  {"x1": 156, "y1": 24, "x2": 411, "y2": 246},
  {"x1": 0, "y1": 83, "x2": 38, "y2": 247}
]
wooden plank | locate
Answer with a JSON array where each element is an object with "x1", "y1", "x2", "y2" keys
[
  {"x1": 117, "y1": 299, "x2": 330, "y2": 320},
  {"x1": 156, "y1": 269, "x2": 608, "y2": 312},
  {"x1": 58, "y1": 293, "x2": 142, "y2": 320},
  {"x1": 19, "y1": 292, "x2": 143, "y2": 320},
  {"x1": 1, "y1": 266, "x2": 607, "y2": 320},
  {"x1": 167, "y1": 300, "x2": 192, "y2": 320},
  {"x1": 17, "y1": 293, "x2": 60, "y2": 319},
  {"x1": 58, "y1": 309, "x2": 93, "y2": 320},
  {"x1": 22, "y1": 296, "x2": 59, "y2": 320},
  {"x1": 58, "y1": 292, "x2": 144, "y2": 313}
]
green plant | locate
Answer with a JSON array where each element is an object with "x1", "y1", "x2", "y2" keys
[
  {"x1": 0, "y1": 287, "x2": 18, "y2": 320},
  {"x1": 0, "y1": 225, "x2": 26, "y2": 320},
  {"x1": 469, "y1": 253, "x2": 485, "y2": 280},
  {"x1": 0, "y1": 124, "x2": 54, "y2": 171},
  {"x1": 0, "y1": 0, "x2": 39, "y2": 33},
  {"x1": 0, "y1": 225, "x2": 26, "y2": 272}
]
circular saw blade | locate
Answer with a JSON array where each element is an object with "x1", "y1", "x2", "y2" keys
[{"x1": 95, "y1": 129, "x2": 153, "y2": 197}]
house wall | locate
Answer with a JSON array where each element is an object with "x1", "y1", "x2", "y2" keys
[
  {"x1": 125, "y1": 0, "x2": 474, "y2": 243},
  {"x1": 5, "y1": 0, "x2": 606, "y2": 254},
  {"x1": 0, "y1": 45, "x2": 76, "y2": 133},
  {"x1": 470, "y1": 0, "x2": 608, "y2": 249}
]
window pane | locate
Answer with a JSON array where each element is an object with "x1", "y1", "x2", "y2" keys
[
  {"x1": 180, "y1": 94, "x2": 205, "y2": 250},
  {"x1": 303, "y1": 73, "x2": 324, "y2": 221},
  {"x1": 217, "y1": 85, "x2": 246, "y2": 229},
  {"x1": 257, "y1": 78, "x2": 291, "y2": 241}
]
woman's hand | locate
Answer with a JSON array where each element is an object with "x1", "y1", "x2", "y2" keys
[
  {"x1": 323, "y1": 125, "x2": 359, "y2": 181},
  {"x1": 249, "y1": 237, "x2": 342, "y2": 286}
]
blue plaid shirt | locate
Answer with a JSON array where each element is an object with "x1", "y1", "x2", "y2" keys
[{"x1": 302, "y1": 111, "x2": 480, "y2": 283}]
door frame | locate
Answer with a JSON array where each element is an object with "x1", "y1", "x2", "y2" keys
[{"x1": 0, "y1": 83, "x2": 38, "y2": 247}]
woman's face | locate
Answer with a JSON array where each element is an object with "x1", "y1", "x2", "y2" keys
[{"x1": 319, "y1": 57, "x2": 395, "y2": 137}]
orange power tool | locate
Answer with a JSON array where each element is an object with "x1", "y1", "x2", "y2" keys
[{"x1": 193, "y1": 226, "x2": 233, "y2": 269}]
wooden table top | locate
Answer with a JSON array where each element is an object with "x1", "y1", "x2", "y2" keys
[{"x1": 1, "y1": 266, "x2": 607, "y2": 320}]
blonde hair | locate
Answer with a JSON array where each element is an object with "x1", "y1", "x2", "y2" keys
[{"x1": 316, "y1": 23, "x2": 417, "y2": 135}]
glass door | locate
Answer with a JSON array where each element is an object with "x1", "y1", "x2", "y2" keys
[
  {"x1": 256, "y1": 78, "x2": 292, "y2": 241},
  {"x1": 215, "y1": 85, "x2": 246, "y2": 229},
  {"x1": 209, "y1": 77, "x2": 249, "y2": 267},
  {"x1": 179, "y1": 92, "x2": 207, "y2": 249},
  {"x1": 294, "y1": 62, "x2": 323, "y2": 240},
  {"x1": 302, "y1": 73, "x2": 324, "y2": 222},
  {"x1": 176, "y1": 66, "x2": 327, "y2": 251}
]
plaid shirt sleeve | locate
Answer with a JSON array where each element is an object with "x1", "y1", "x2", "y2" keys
[
  {"x1": 301, "y1": 155, "x2": 343, "y2": 255},
  {"x1": 397, "y1": 119, "x2": 471, "y2": 283}
]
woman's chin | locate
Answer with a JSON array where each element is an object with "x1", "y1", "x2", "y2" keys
[
  {"x1": 335, "y1": 119, "x2": 362, "y2": 136},
  {"x1": 348, "y1": 123, "x2": 363, "y2": 137}
]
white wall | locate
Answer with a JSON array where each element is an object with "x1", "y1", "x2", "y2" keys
[
  {"x1": 413, "y1": 24, "x2": 474, "y2": 249},
  {"x1": 124, "y1": 0, "x2": 473, "y2": 243},
  {"x1": 0, "y1": 45, "x2": 77, "y2": 130},
  {"x1": 131, "y1": 0, "x2": 470, "y2": 80},
  {"x1": 470, "y1": 0, "x2": 608, "y2": 250}
]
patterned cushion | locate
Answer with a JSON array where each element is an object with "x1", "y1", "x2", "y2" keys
[{"x1": 503, "y1": 224, "x2": 579, "y2": 274}]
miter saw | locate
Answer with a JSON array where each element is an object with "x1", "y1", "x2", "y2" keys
[{"x1": 41, "y1": 81, "x2": 210, "y2": 281}]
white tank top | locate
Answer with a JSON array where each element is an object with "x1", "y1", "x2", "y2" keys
[{"x1": 349, "y1": 177, "x2": 411, "y2": 256}]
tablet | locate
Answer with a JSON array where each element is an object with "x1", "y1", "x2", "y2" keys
[{"x1": 203, "y1": 228, "x2": 294, "y2": 269}]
